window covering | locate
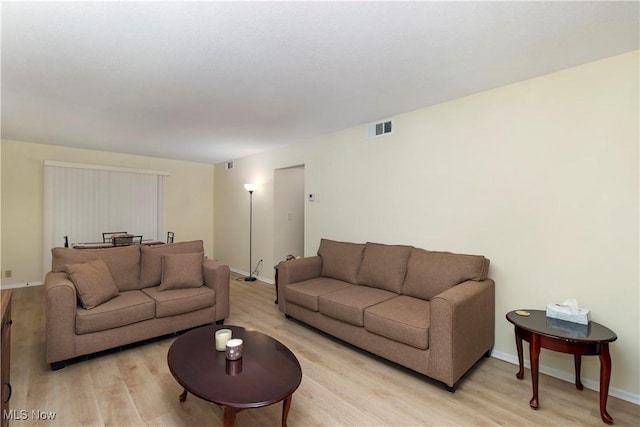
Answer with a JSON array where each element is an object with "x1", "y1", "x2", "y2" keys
[{"x1": 43, "y1": 161, "x2": 167, "y2": 277}]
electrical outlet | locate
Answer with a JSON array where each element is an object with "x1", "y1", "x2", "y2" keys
[{"x1": 4, "y1": 270, "x2": 12, "y2": 278}]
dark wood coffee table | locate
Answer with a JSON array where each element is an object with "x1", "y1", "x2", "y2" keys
[
  {"x1": 167, "y1": 325, "x2": 302, "y2": 426},
  {"x1": 506, "y1": 310, "x2": 617, "y2": 424}
]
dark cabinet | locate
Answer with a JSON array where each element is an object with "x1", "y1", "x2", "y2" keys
[{"x1": 1, "y1": 291, "x2": 13, "y2": 427}]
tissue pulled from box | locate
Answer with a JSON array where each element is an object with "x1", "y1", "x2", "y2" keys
[{"x1": 546, "y1": 298, "x2": 591, "y2": 325}]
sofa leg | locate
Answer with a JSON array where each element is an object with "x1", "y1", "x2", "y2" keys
[
  {"x1": 445, "y1": 383, "x2": 458, "y2": 393},
  {"x1": 215, "y1": 319, "x2": 225, "y2": 325},
  {"x1": 484, "y1": 347, "x2": 493, "y2": 358},
  {"x1": 285, "y1": 314, "x2": 292, "y2": 320},
  {"x1": 50, "y1": 361, "x2": 66, "y2": 371}
]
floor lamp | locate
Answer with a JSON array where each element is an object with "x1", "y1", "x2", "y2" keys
[{"x1": 244, "y1": 184, "x2": 257, "y2": 281}]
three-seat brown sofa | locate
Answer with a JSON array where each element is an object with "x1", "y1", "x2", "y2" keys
[
  {"x1": 277, "y1": 238, "x2": 495, "y2": 391},
  {"x1": 45, "y1": 240, "x2": 229, "y2": 369}
]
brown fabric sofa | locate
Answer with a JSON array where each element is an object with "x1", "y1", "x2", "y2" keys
[
  {"x1": 45, "y1": 240, "x2": 230, "y2": 369},
  {"x1": 277, "y1": 239, "x2": 494, "y2": 391}
]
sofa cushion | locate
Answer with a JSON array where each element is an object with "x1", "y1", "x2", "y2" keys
[
  {"x1": 52, "y1": 245, "x2": 141, "y2": 291},
  {"x1": 285, "y1": 277, "x2": 354, "y2": 312},
  {"x1": 357, "y1": 242, "x2": 412, "y2": 293},
  {"x1": 317, "y1": 238, "x2": 365, "y2": 284},
  {"x1": 139, "y1": 240, "x2": 205, "y2": 288},
  {"x1": 158, "y1": 252, "x2": 204, "y2": 291},
  {"x1": 64, "y1": 258, "x2": 120, "y2": 310},
  {"x1": 142, "y1": 286, "x2": 215, "y2": 318},
  {"x1": 318, "y1": 286, "x2": 397, "y2": 327},
  {"x1": 402, "y1": 248, "x2": 490, "y2": 300},
  {"x1": 75, "y1": 290, "x2": 155, "y2": 334},
  {"x1": 364, "y1": 296, "x2": 430, "y2": 350}
]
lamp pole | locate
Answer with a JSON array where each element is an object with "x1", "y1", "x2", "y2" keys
[{"x1": 244, "y1": 184, "x2": 257, "y2": 282}]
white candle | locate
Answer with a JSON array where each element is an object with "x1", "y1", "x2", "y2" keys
[{"x1": 215, "y1": 329, "x2": 232, "y2": 351}]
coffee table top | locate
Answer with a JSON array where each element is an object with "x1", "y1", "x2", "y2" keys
[
  {"x1": 506, "y1": 310, "x2": 617, "y2": 344},
  {"x1": 167, "y1": 325, "x2": 302, "y2": 409}
]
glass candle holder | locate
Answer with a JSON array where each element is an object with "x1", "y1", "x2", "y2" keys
[
  {"x1": 225, "y1": 338, "x2": 243, "y2": 360},
  {"x1": 215, "y1": 329, "x2": 232, "y2": 351}
]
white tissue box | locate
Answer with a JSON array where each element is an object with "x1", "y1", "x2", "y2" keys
[{"x1": 546, "y1": 303, "x2": 591, "y2": 325}]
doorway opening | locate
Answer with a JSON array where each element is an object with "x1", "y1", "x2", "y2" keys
[{"x1": 274, "y1": 165, "x2": 305, "y2": 264}]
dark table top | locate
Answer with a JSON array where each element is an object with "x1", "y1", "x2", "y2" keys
[
  {"x1": 71, "y1": 240, "x2": 164, "y2": 249},
  {"x1": 167, "y1": 325, "x2": 302, "y2": 409},
  {"x1": 506, "y1": 310, "x2": 617, "y2": 344}
]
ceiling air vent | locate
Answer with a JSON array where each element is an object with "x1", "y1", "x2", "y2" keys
[
  {"x1": 225, "y1": 160, "x2": 234, "y2": 170},
  {"x1": 367, "y1": 119, "x2": 393, "y2": 138}
]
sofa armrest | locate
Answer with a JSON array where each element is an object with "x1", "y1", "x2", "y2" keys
[
  {"x1": 428, "y1": 278, "x2": 495, "y2": 387},
  {"x1": 45, "y1": 271, "x2": 78, "y2": 364},
  {"x1": 203, "y1": 259, "x2": 230, "y2": 321},
  {"x1": 280, "y1": 256, "x2": 323, "y2": 283},
  {"x1": 276, "y1": 256, "x2": 323, "y2": 313}
]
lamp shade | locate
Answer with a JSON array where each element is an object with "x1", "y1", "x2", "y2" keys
[{"x1": 244, "y1": 183, "x2": 256, "y2": 192}]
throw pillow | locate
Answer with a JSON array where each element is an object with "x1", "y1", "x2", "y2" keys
[
  {"x1": 139, "y1": 240, "x2": 205, "y2": 288},
  {"x1": 65, "y1": 258, "x2": 120, "y2": 309},
  {"x1": 158, "y1": 252, "x2": 204, "y2": 291}
]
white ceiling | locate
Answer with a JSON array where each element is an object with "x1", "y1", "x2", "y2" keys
[{"x1": 2, "y1": 1, "x2": 638, "y2": 164}]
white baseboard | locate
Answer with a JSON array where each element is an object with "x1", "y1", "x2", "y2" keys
[
  {"x1": 491, "y1": 349, "x2": 640, "y2": 405},
  {"x1": 1, "y1": 281, "x2": 44, "y2": 290},
  {"x1": 229, "y1": 267, "x2": 275, "y2": 285}
]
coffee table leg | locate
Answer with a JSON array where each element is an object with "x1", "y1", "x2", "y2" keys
[
  {"x1": 529, "y1": 334, "x2": 540, "y2": 409},
  {"x1": 223, "y1": 407, "x2": 237, "y2": 427},
  {"x1": 599, "y1": 344, "x2": 614, "y2": 424},
  {"x1": 281, "y1": 396, "x2": 292, "y2": 427},
  {"x1": 514, "y1": 327, "x2": 525, "y2": 380},
  {"x1": 179, "y1": 389, "x2": 188, "y2": 402}
]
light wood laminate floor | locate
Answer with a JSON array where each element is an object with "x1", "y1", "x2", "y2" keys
[{"x1": 7, "y1": 274, "x2": 640, "y2": 426}]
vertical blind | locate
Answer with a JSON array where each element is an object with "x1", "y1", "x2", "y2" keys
[{"x1": 43, "y1": 161, "x2": 168, "y2": 276}]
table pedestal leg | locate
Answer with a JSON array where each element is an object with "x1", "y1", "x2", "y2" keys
[
  {"x1": 599, "y1": 344, "x2": 614, "y2": 424},
  {"x1": 574, "y1": 354, "x2": 584, "y2": 390},
  {"x1": 274, "y1": 267, "x2": 279, "y2": 304},
  {"x1": 281, "y1": 396, "x2": 292, "y2": 427},
  {"x1": 514, "y1": 327, "x2": 525, "y2": 380},
  {"x1": 223, "y1": 407, "x2": 237, "y2": 427},
  {"x1": 529, "y1": 335, "x2": 540, "y2": 409}
]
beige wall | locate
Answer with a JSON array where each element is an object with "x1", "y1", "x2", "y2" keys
[
  {"x1": 1, "y1": 140, "x2": 215, "y2": 285},
  {"x1": 214, "y1": 51, "x2": 639, "y2": 399}
]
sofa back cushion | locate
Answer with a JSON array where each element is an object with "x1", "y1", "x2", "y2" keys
[
  {"x1": 402, "y1": 248, "x2": 490, "y2": 300},
  {"x1": 317, "y1": 238, "x2": 364, "y2": 284},
  {"x1": 51, "y1": 245, "x2": 141, "y2": 291},
  {"x1": 357, "y1": 242, "x2": 412, "y2": 293},
  {"x1": 139, "y1": 240, "x2": 205, "y2": 288}
]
